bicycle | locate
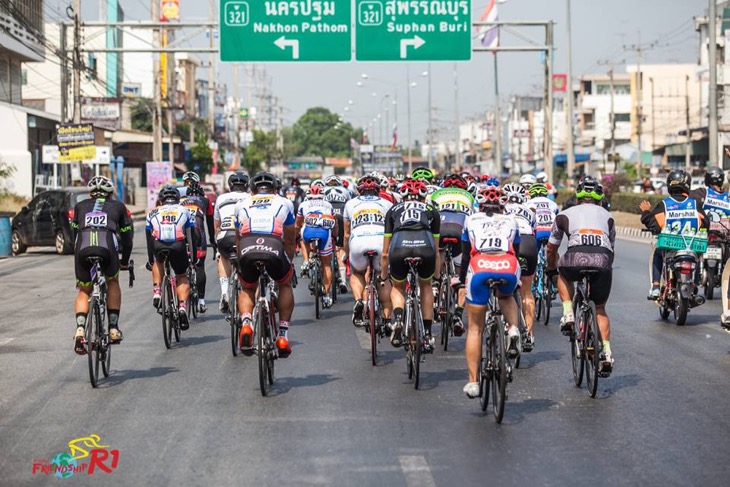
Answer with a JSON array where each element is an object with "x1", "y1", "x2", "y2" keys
[
  {"x1": 252, "y1": 262, "x2": 279, "y2": 396},
  {"x1": 84, "y1": 257, "x2": 134, "y2": 388},
  {"x1": 362, "y1": 250, "x2": 384, "y2": 366},
  {"x1": 437, "y1": 238, "x2": 459, "y2": 351},
  {"x1": 187, "y1": 263, "x2": 199, "y2": 320},
  {"x1": 569, "y1": 270, "x2": 605, "y2": 398},
  {"x1": 331, "y1": 248, "x2": 340, "y2": 305},
  {"x1": 479, "y1": 279, "x2": 513, "y2": 423},
  {"x1": 402, "y1": 257, "x2": 429, "y2": 390},
  {"x1": 306, "y1": 238, "x2": 325, "y2": 319},
  {"x1": 158, "y1": 250, "x2": 183, "y2": 349},
  {"x1": 227, "y1": 255, "x2": 241, "y2": 357},
  {"x1": 533, "y1": 240, "x2": 554, "y2": 326},
  {"x1": 513, "y1": 288, "x2": 531, "y2": 369}
]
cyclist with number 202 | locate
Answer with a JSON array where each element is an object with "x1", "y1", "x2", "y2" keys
[
  {"x1": 72, "y1": 176, "x2": 134, "y2": 353},
  {"x1": 461, "y1": 186, "x2": 522, "y2": 398}
]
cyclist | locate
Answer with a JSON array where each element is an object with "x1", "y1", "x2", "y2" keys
[
  {"x1": 324, "y1": 175, "x2": 351, "y2": 294},
  {"x1": 234, "y1": 172, "x2": 296, "y2": 357},
  {"x1": 460, "y1": 186, "x2": 522, "y2": 398},
  {"x1": 428, "y1": 173, "x2": 475, "y2": 336},
  {"x1": 640, "y1": 169, "x2": 708, "y2": 300},
  {"x1": 344, "y1": 176, "x2": 394, "y2": 328},
  {"x1": 214, "y1": 172, "x2": 250, "y2": 312},
  {"x1": 71, "y1": 176, "x2": 134, "y2": 353},
  {"x1": 535, "y1": 171, "x2": 556, "y2": 200},
  {"x1": 503, "y1": 182, "x2": 538, "y2": 350},
  {"x1": 519, "y1": 174, "x2": 537, "y2": 193},
  {"x1": 181, "y1": 179, "x2": 215, "y2": 313},
  {"x1": 378, "y1": 175, "x2": 402, "y2": 204},
  {"x1": 411, "y1": 166, "x2": 435, "y2": 184},
  {"x1": 146, "y1": 185, "x2": 197, "y2": 329},
  {"x1": 380, "y1": 179, "x2": 440, "y2": 351},
  {"x1": 546, "y1": 177, "x2": 616, "y2": 375},
  {"x1": 296, "y1": 185, "x2": 337, "y2": 309},
  {"x1": 281, "y1": 177, "x2": 305, "y2": 214},
  {"x1": 526, "y1": 183, "x2": 559, "y2": 242}
]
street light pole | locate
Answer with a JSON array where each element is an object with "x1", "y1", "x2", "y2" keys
[
  {"x1": 407, "y1": 66, "x2": 413, "y2": 173},
  {"x1": 566, "y1": 0, "x2": 576, "y2": 183},
  {"x1": 427, "y1": 64, "x2": 433, "y2": 170},
  {"x1": 494, "y1": 54, "x2": 502, "y2": 176},
  {"x1": 709, "y1": 0, "x2": 719, "y2": 167}
]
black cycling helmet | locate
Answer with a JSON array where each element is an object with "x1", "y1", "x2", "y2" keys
[
  {"x1": 228, "y1": 172, "x2": 249, "y2": 191},
  {"x1": 187, "y1": 181, "x2": 204, "y2": 197},
  {"x1": 666, "y1": 169, "x2": 691, "y2": 195},
  {"x1": 159, "y1": 185, "x2": 180, "y2": 204},
  {"x1": 291, "y1": 177, "x2": 300, "y2": 186},
  {"x1": 251, "y1": 171, "x2": 277, "y2": 191},
  {"x1": 705, "y1": 166, "x2": 725, "y2": 188}
]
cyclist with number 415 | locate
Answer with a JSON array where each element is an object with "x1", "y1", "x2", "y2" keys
[
  {"x1": 547, "y1": 177, "x2": 616, "y2": 375},
  {"x1": 72, "y1": 176, "x2": 134, "y2": 353}
]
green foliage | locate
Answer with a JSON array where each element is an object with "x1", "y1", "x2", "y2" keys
[
  {"x1": 243, "y1": 130, "x2": 280, "y2": 175},
  {"x1": 189, "y1": 132, "x2": 213, "y2": 176},
  {"x1": 131, "y1": 100, "x2": 153, "y2": 132},
  {"x1": 622, "y1": 162, "x2": 638, "y2": 180},
  {"x1": 0, "y1": 159, "x2": 16, "y2": 197},
  {"x1": 288, "y1": 107, "x2": 359, "y2": 158}
]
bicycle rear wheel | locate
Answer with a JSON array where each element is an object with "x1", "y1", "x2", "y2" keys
[
  {"x1": 101, "y1": 318, "x2": 111, "y2": 378},
  {"x1": 441, "y1": 277, "x2": 452, "y2": 351},
  {"x1": 514, "y1": 292, "x2": 526, "y2": 369},
  {"x1": 266, "y1": 308, "x2": 276, "y2": 386},
  {"x1": 162, "y1": 279, "x2": 173, "y2": 349},
  {"x1": 584, "y1": 301, "x2": 600, "y2": 397},
  {"x1": 479, "y1": 323, "x2": 491, "y2": 412},
  {"x1": 368, "y1": 284, "x2": 377, "y2": 366},
  {"x1": 491, "y1": 319, "x2": 507, "y2": 423},
  {"x1": 313, "y1": 264, "x2": 321, "y2": 320},
  {"x1": 412, "y1": 305, "x2": 423, "y2": 390},
  {"x1": 542, "y1": 272, "x2": 552, "y2": 326},
  {"x1": 256, "y1": 307, "x2": 269, "y2": 396},
  {"x1": 86, "y1": 299, "x2": 100, "y2": 388},
  {"x1": 331, "y1": 259, "x2": 338, "y2": 304},
  {"x1": 188, "y1": 268, "x2": 198, "y2": 320},
  {"x1": 230, "y1": 281, "x2": 240, "y2": 357}
]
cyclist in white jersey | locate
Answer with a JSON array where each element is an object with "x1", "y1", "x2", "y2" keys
[
  {"x1": 214, "y1": 172, "x2": 250, "y2": 312},
  {"x1": 325, "y1": 175, "x2": 352, "y2": 294},
  {"x1": 526, "y1": 183, "x2": 559, "y2": 243},
  {"x1": 344, "y1": 176, "x2": 394, "y2": 328}
]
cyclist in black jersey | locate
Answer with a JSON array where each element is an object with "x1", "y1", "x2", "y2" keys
[
  {"x1": 181, "y1": 179, "x2": 215, "y2": 313},
  {"x1": 281, "y1": 178, "x2": 305, "y2": 214},
  {"x1": 71, "y1": 176, "x2": 134, "y2": 353},
  {"x1": 380, "y1": 178, "x2": 440, "y2": 350}
]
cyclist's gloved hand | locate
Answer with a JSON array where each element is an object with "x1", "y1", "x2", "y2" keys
[{"x1": 145, "y1": 261, "x2": 153, "y2": 271}]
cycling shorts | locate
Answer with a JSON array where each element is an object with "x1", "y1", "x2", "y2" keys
[
  {"x1": 465, "y1": 253, "x2": 521, "y2": 305},
  {"x1": 237, "y1": 235, "x2": 292, "y2": 288},
  {"x1": 388, "y1": 230, "x2": 436, "y2": 281},
  {"x1": 349, "y1": 234, "x2": 384, "y2": 273},
  {"x1": 439, "y1": 211, "x2": 466, "y2": 258},
  {"x1": 153, "y1": 240, "x2": 189, "y2": 276},
  {"x1": 75, "y1": 245, "x2": 119, "y2": 286},
  {"x1": 334, "y1": 214, "x2": 344, "y2": 247},
  {"x1": 216, "y1": 231, "x2": 237, "y2": 260},
  {"x1": 535, "y1": 229, "x2": 552, "y2": 242},
  {"x1": 518, "y1": 234, "x2": 538, "y2": 277},
  {"x1": 302, "y1": 227, "x2": 333, "y2": 257},
  {"x1": 558, "y1": 246, "x2": 613, "y2": 306}
]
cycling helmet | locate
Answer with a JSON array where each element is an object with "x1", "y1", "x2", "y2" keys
[
  {"x1": 486, "y1": 177, "x2": 500, "y2": 187},
  {"x1": 528, "y1": 183, "x2": 549, "y2": 198},
  {"x1": 442, "y1": 173, "x2": 467, "y2": 190},
  {"x1": 342, "y1": 179, "x2": 350, "y2": 189},
  {"x1": 519, "y1": 174, "x2": 537, "y2": 188},
  {"x1": 705, "y1": 166, "x2": 725, "y2": 188},
  {"x1": 187, "y1": 182, "x2": 205, "y2": 197},
  {"x1": 502, "y1": 183, "x2": 527, "y2": 204},
  {"x1": 291, "y1": 177, "x2": 301, "y2": 186},
  {"x1": 276, "y1": 178, "x2": 282, "y2": 190},
  {"x1": 307, "y1": 185, "x2": 324, "y2": 198},
  {"x1": 394, "y1": 173, "x2": 406, "y2": 183},
  {"x1": 251, "y1": 171, "x2": 277, "y2": 191},
  {"x1": 480, "y1": 174, "x2": 491, "y2": 183},
  {"x1": 325, "y1": 175, "x2": 342, "y2": 187},
  {"x1": 379, "y1": 176, "x2": 390, "y2": 189},
  {"x1": 411, "y1": 166, "x2": 435, "y2": 182},
  {"x1": 228, "y1": 171, "x2": 249, "y2": 191},
  {"x1": 575, "y1": 175, "x2": 604, "y2": 201},
  {"x1": 535, "y1": 171, "x2": 548, "y2": 184},
  {"x1": 182, "y1": 171, "x2": 200, "y2": 185},
  {"x1": 159, "y1": 185, "x2": 180, "y2": 204},
  {"x1": 399, "y1": 179, "x2": 428, "y2": 199},
  {"x1": 88, "y1": 176, "x2": 114, "y2": 196},
  {"x1": 357, "y1": 176, "x2": 380, "y2": 195},
  {"x1": 310, "y1": 179, "x2": 325, "y2": 189},
  {"x1": 666, "y1": 169, "x2": 691, "y2": 195},
  {"x1": 476, "y1": 186, "x2": 506, "y2": 209},
  {"x1": 467, "y1": 181, "x2": 478, "y2": 197}
]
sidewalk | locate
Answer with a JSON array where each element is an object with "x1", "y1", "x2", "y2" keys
[{"x1": 613, "y1": 211, "x2": 652, "y2": 243}]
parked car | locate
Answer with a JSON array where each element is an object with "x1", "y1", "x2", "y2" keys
[{"x1": 11, "y1": 188, "x2": 91, "y2": 255}]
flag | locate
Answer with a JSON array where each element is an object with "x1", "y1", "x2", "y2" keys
[
  {"x1": 362, "y1": 131, "x2": 369, "y2": 144},
  {"x1": 390, "y1": 125, "x2": 398, "y2": 150},
  {"x1": 350, "y1": 137, "x2": 360, "y2": 151},
  {"x1": 478, "y1": 0, "x2": 499, "y2": 48},
  {"x1": 552, "y1": 74, "x2": 567, "y2": 92}
]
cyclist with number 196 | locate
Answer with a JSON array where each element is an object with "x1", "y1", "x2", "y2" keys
[{"x1": 461, "y1": 186, "x2": 522, "y2": 399}]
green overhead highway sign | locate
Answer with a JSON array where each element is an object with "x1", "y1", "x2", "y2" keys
[
  {"x1": 220, "y1": 0, "x2": 352, "y2": 62},
  {"x1": 354, "y1": 0, "x2": 472, "y2": 61}
]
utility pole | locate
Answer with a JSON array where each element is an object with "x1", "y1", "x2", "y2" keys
[
  {"x1": 167, "y1": 29, "x2": 176, "y2": 167},
  {"x1": 609, "y1": 69, "x2": 616, "y2": 173},
  {"x1": 494, "y1": 54, "x2": 502, "y2": 176},
  {"x1": 454, "y1": 63, "x2": 460, "y2": 171},
  {"x1": 208, "y1": 0, "x2": 215, "y2": 137},
  {"x1": 565, "y1": 0, "x2": 575, "y2": 183},
  {"x1": 544, "y1": 21, "x2": 554, "y2": 184},
  {"x1": 72, "y1": 0, "x2": 81, "y2": 123},
  {"x1": 686, "y1": 74, "x2": 692, "y2": 170},
  {"x1": 636, "y1": 37, "x2": 644, "y2": 177},
  {"x1": 152, "y1": 0, "x2": 162, "y2": 162},
  {"x1": 709, "y1": 0, "x2": 719, "y2": 167},
  {"x1": 233, "y1": 64, "x2": 240, "y2": 167},
  {"x1": 60, "y1": 22, "x2": 68, "y2": 122},
  {"x1": 650, "y1": 77, "x2": 656, "y2": 155},
  {"x1": 427, "y1": 63, "x2": 433, "y2": 170},
  {"x1": 407, "y1": 65, "x2": 413, "y2": 174}
]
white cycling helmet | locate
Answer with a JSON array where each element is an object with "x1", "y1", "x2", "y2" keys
[
  {"x1": 325, "y1": 175, "x2": 342, "y2": 187},
  {"x1": 535, "y1": 171, "x2": 548, "y2": 183},
  {"x1": 502, "y1": 183, "x2": 526, "y2": 204},
  {"x1": 88, "y1": 176, "x2": 114, "y2": 195},
  {"x1": 183, "y1": 171, "x2": 200, "y2": 184},
  {"x1": 519, "y1": 174, "x2": 537, "y2": 186}
]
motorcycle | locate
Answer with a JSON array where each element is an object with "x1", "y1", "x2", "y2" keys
[
  {"x1": 701, "y1": 220, "x2": 729, "y2": 300},
  {"x1": 655, "y1": 249, "x2": 705, "y2": 326}
]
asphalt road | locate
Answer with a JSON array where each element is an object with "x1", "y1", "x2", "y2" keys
[{"x1": 1, "y1": 230, "x2": 730, "y2": 486}]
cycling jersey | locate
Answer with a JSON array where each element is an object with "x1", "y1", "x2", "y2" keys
[
  {"x1": 298, "y1": 197, "x2": 336, "y2": 257},
  {"x1": 344, "y1": 195, "x2": 393, "y2": 273},
  {"x1": 505, "y1": 202, "x2": 536, "y2": 236},
  {"x1": 281, "y1": 186, "x2": 305, "y2": 213},
  {"x1": 694, "y1": 187, "x2": 730, "y2": 222},
  {"x1": 384, "y1": 201, "x2": 440, "y2": 237},
  {"x1": 214, "y1": 191, "x2": 250, "y2": 236},
  {"x1": 324, "y1": 186, "x2": 351, "y2": 217},
  {"x1": 146, "y1": 204, "x2": 195, "y2": 243},
  {"x1": 429, "y1": 187, "x2": 475, "y2": 215},
  {"x1": 235, "y1": 193, "x2": 295, "y2": 238},
  {"x1": 461, "y1": 213, "x2": 521, "y2": 255},
  {"x1": 662, "y1": 195, "x2": 701, "y2": 235},
  {"x1": 526, "y1": 196, "x2": 559, "y2": 240}
]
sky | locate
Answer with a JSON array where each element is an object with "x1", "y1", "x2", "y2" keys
[{"x1": 65, "y1": 0, "x2": 704, "y2": 145}]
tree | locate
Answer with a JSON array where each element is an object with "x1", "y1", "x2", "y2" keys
[
  {"x1": 130, "y1": 100, "x2": 153, "y2": 132},
  {"x1": 0, "y1": 159, "x2": 15, "y2": 196},
  {"x1": 188, "y1": 132, "x2": 213, "y2": 176},
  {"x1": 289, "y1": 107, "x2": 361, "y2": 158},
  {"x1": 243, "y1": 130, "x2": 280, "y2": 175}
]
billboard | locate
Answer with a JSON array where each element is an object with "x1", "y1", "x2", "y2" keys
[{"x1": 57, "y1": 123, "x2": 95, "y2": 162}]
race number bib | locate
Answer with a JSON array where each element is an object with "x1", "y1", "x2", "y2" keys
[
  {"x1": 160, "y1": 224, "x2": 176, "y2": 242},
  {"x1": 568, "y1": 229, "x2": 611, "y2": 250},
  {"x1": 536, "y1": 211, "x2": 554, "y2": 226},
  {"x1": 220, "y1": 215, "x2": 236, "y2": 231},
  {"x1": 84, "y1": 211, "x2": 107, "y2": 228}
]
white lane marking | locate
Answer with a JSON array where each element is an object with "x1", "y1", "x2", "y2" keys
[
  {"x1": 0, "y1": 338, "x2": 15, "y2": 345},
  {"x1": 355, "y1": 328, "x2": 370, "y2": 350},
  {"x1": 399, "y1": 455, "x2": 436, "y2": 487}
]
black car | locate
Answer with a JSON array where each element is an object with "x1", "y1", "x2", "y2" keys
[{"x1": 11, "y1": 188, "x2": 91, "y2": 255}]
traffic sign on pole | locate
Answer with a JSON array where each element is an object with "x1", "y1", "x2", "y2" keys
[
  {"x1": 354, "y1": 1, "x2": 472, "y2": 61},
  {"x1": 220, "y1": 1, "x2": 352, "y2": 62}
]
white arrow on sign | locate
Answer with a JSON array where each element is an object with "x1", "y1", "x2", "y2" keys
[
  {"x1": 274, "y1": 36, "x2": 300, "y2": 60},
  {"x1": 400, "y1": 35, "x2": 426, "y2": 59}
]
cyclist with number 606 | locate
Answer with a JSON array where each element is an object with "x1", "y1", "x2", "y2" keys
[
  {"x1": 71, "y1": 176, "x2": 134, "y2": 354},
  {"x1": 460, "y1": 186, "x2": 522, "y2": 399},
  {"x1": 547, "y1": 177, "x2": 616, "y2": 375}
]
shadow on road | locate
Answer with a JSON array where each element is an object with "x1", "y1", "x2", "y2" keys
[
  {"x1": 594, "y1": 373, "x2": 642, "y2": 399},
  {"x1": 412, "y1": 368, "x2": 464, "y2": 391},
  {"x1": 179, "y1": 334, "x2": 226, "y2": 347},
  {"x1": 269, "y1": 373, "x2": 341, "y2": 394},
  {"x1": 102, "y1": 366, "x2": 179, "y2": 386},
  {"x1": 517, "y1": 349, "x2": 564, "y2": 369},
  {"x1": 502, "y1": 398, "x2": 560, "y2": 424}
]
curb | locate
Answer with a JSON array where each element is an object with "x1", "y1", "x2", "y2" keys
[{"x1": 615, "y1": 225, "x2": 652, "y2": 244}]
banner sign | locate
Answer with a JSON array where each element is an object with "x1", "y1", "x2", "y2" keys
[
  {"x1": 57, "y1": 123, "x2": 95, "y2": 162},
  {"x1": 146, "y1": 161, "x2": 173, "y2": 210}
]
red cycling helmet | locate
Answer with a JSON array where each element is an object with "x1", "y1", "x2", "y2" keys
[
  {"x1": 342, "y1": 179, "x2": 350, "y2": 188},
  {"x1": 357, "y1": 176, "x2": 380, "y2": 194},
  {"x1": 480, "y1": 174, "x2": 491, "y2": 183},
  {"x1": 399, "y1": 179, "x2": 428, "y2": 199},
  {"x1": 442, "y1": 173, "x2": 467, "y2": 190},
  {"x1": 308, "y1": 184, "x2": 323, "y2": 196},
  {"x1": 476, "y1": 186, "x2": 505, "y2": 208}
]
